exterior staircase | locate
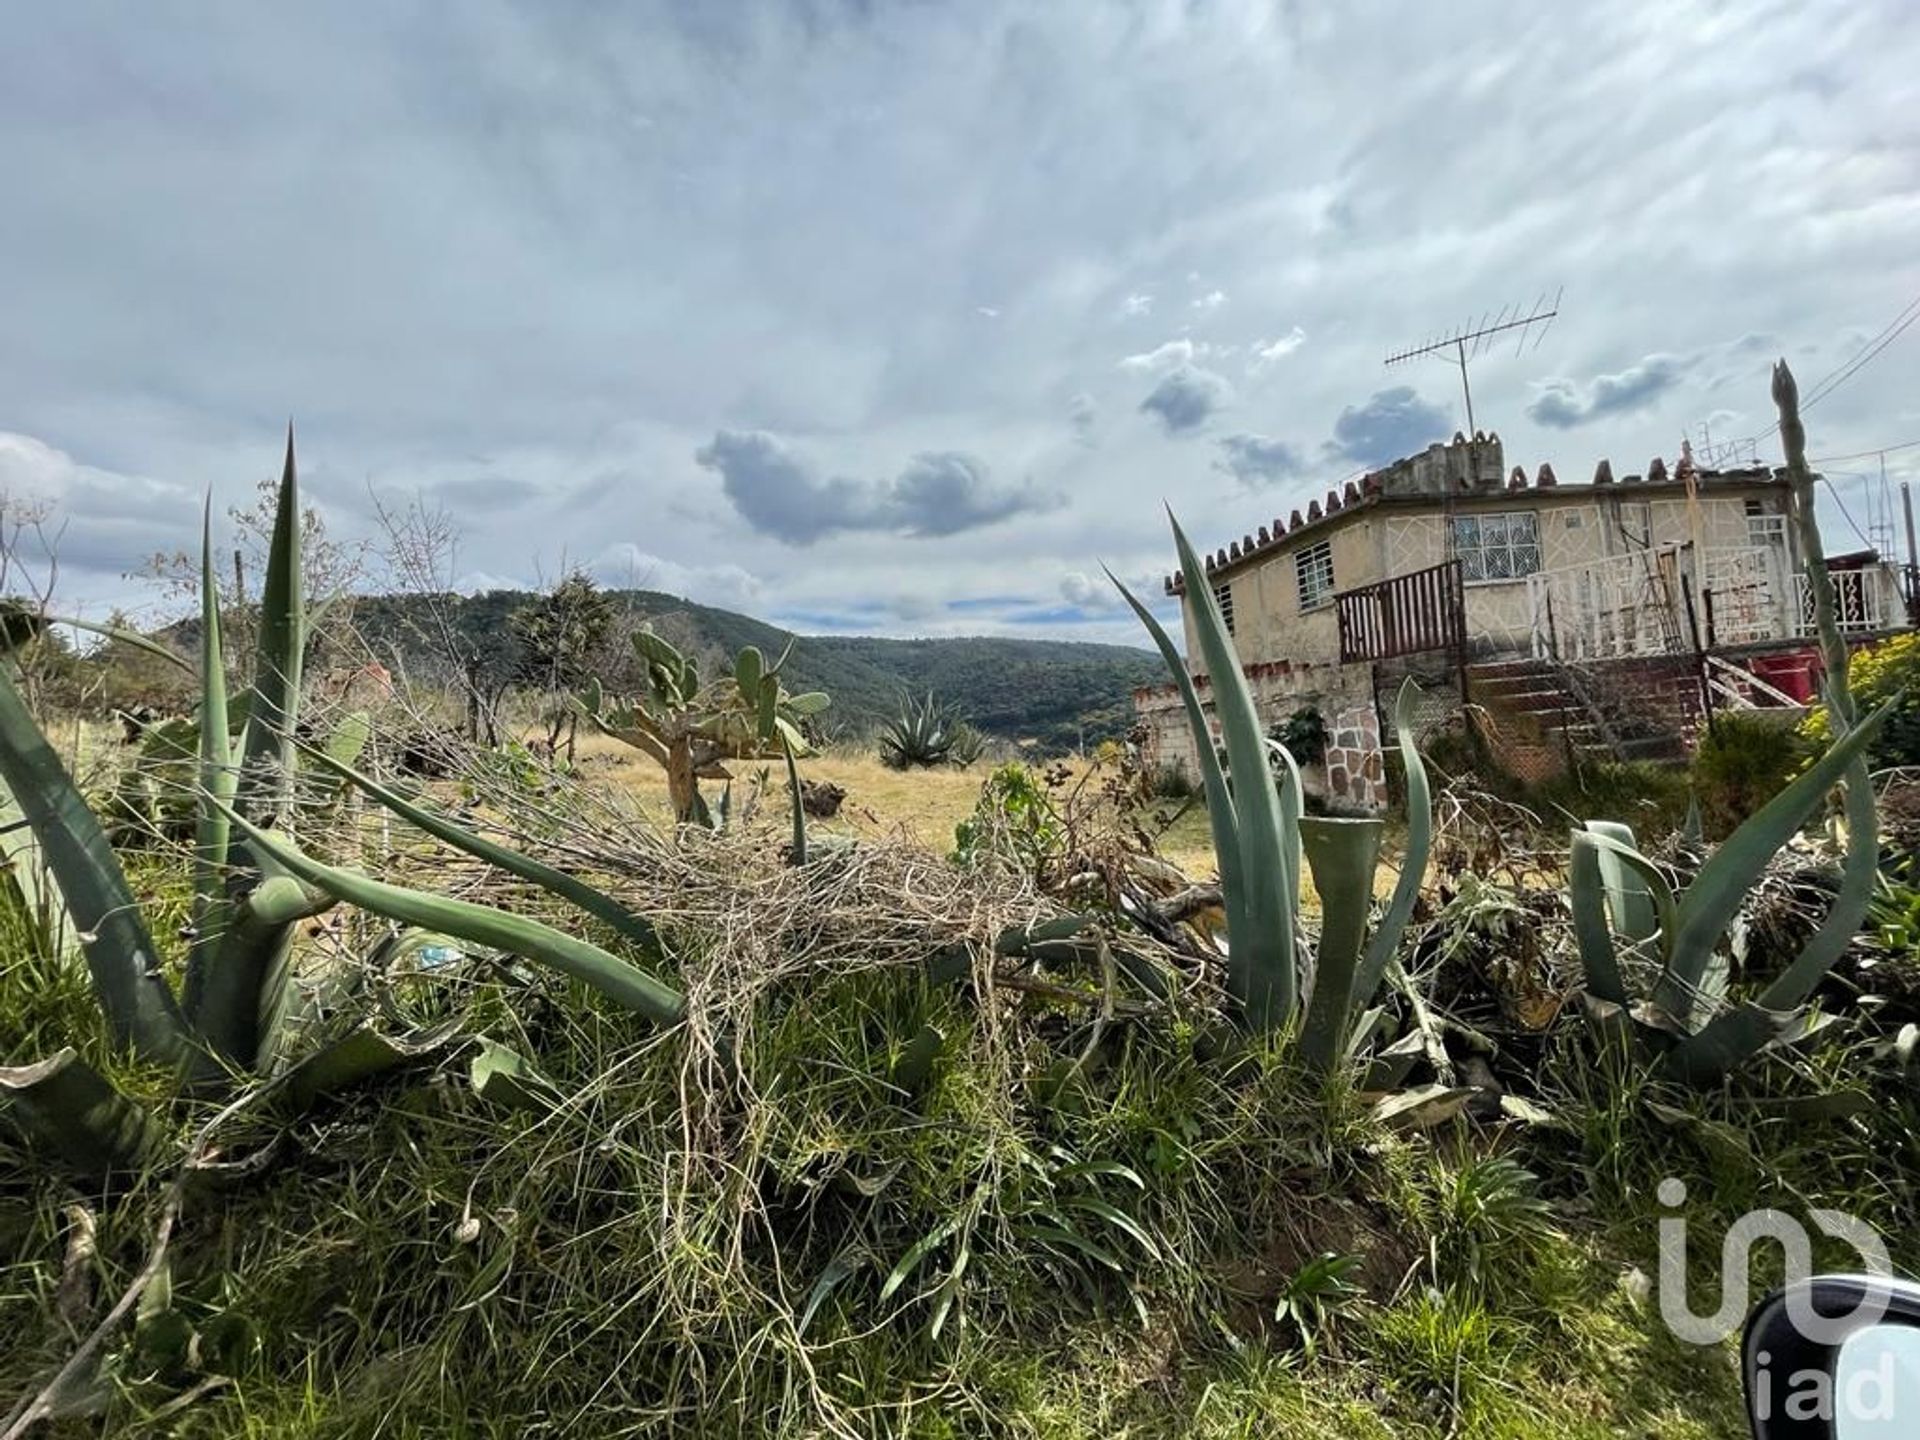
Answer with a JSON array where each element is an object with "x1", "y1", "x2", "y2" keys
[{"x1": 1467, "y1": 657, "x2": 1618, "y2": 763}]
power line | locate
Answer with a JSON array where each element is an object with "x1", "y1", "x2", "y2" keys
[
  {"x1": 1705, "y1": 291, "x2": 1920, "y2": 455},
  {"x1": 1819, "y1": 473, "x2": 1877, "y2": 551},
  {"x1": 1800, "y1": 294, "x2": 1920, "y2": 412},
  {"x1": 1809, "y1": 436, "x2": 1920, "y2": 466}
]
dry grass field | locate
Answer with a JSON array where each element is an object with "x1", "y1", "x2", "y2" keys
[{"x1": 570, "y1": 730, "x2": 1224, "y2": 876}]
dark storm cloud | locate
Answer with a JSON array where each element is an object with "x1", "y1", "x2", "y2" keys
[
  {"x1": 694, "y1": 430, "x2": 1056, "y2": 545},
  {"x1": 1214, "y1": 432, "x2": 1305, "y2": 487},
  {"x1": 1527, "y1": 354, "x2": 1690, "y2": 429},
  {"x1": 1326, "y1": 387, "x2": 1451, "y2": 468},
  {"x1": 1138, "y1": 365, "x2": 1231, "y2": 434}
]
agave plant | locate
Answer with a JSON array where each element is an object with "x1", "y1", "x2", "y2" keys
[
  {"x1": 1109, "y1": 513, "x2": 1431, "y2": 1065},
  {"x1": 579, "y1": 628, "x2": 828, "y2": 824},
  {"x1": 877, "y1": 692, "x2": 962, "y2": 770},
  {"x1": 0, "y1": 433, "x2": 682, "y2": 1185},
  {"x1": 1568, "y1": 363, "x2": 1887, "y2": 1087}
]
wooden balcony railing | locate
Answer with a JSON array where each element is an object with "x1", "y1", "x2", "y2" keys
[{"x1": 1335, "y1": 559, "x2": 1465, "y2": 663}]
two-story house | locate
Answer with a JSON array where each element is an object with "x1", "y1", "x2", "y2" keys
[{"x1": 1134, "y1": 432, "x2": 1912, "y2": 809}]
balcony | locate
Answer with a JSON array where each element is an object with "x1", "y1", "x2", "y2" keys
[{"x1": 1517, "y1": 545, "x2": 1906, "y2": 661}]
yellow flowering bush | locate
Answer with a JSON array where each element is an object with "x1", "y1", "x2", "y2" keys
[{"x1": 1800, "y1": 631, "x2": 1920, "y2": 768}]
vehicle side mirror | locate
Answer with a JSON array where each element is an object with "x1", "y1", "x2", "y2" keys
[{"x1": 1744, "y1": 1275, "x2": 1920, "y2": 1437}]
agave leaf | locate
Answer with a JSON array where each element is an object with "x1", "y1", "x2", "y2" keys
[
  {"x1": 1360, "y1": 1031, "x2": 1425, "y2": 1093},
  {"x1": 1105, "y1": 569, "x2": 1244, "y2": 957},
  {"x1": 236, "y1": 429, "x2": 304, "y2": 823},
  {"x1": 183, "y1": 498, "x2": 236, "y2": 1027},
  {"x1": 1657, "y1": 1002, "x2": 1794, "y2": 1089},
  {"x1": 1164, "y1": 514, "x2": 1295, "y2": 1029},
  {"x1": 277, "y1": 1021, "x2": 460, "y2": 1115},
  {"x1": 1355, "y1": 678, "x2": 1432, "y2": 1008},
  {"x1": 782, "y1": 732, "x2": 807, "y2": 866},
  {"x1": 302, "y1": 744, "x2": 662, "y2": 957},
  {"x1": 17, "y1": 614, "x2": 194, "y2": 674},
  {"x1": 1568, "y1": 832, "x2": 1628, "y2": 1007},
  {"x1": 1661, "y1": 699, "x2": 1890, "y2": 1021},
  {"x1": 468, "y1": 1038, "x2": 563, "y2": 1114},
  {"x1": 1265, "y1": 737, "x2": 1304, "y2": 939},
  {"x1": 1296, "y1": 817, "x2": 1384, "y2": 1073},
  {"x1": 0, "y1": 1048, "x2": 168, "y2": 1185},
  {"x1": 0, "y1": 772, "x2": 77, "y2": 968},
  {"x1": 1582, "y1": 827, "x2": 1679, "y2": 959},
  {"x1": 221, "y1": 805, "x2": 685, "y2": 1026},
  {"x1": 1758, "y1": 759, "x2": 1878, "y2": 1011},
  {"x1": 0, "y1": 666, "x2": 186, "y2": 1061},
  {"x1": 188, "y1": 874, "x2": 338, "y2": 1077},
  {"x1": 1584, "y1": 820, "x2": 1658, "y2": 945}
]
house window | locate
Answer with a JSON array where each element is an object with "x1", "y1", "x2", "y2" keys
[
  {"x1": 1452, "y1": 511, "x2": 1540, "y2": 581},
  {"x1": 1746, "y1": 499, "x2": 1786, "y2": 547},
  {"x1": 1295, "y1": 539, "x2": 1334, "y2": 612},
  {"x1": 1211, "y1": 581, "x2": 1235, "y2": 635}
]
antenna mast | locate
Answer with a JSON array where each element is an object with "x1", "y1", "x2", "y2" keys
[{"x1": 1384, "y1": 289, "x2": 1562, "y2": 436}]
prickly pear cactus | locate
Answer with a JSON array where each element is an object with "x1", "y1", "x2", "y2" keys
[{"x1": 579, "y1": 629, "x2": 829, "y2": 823}]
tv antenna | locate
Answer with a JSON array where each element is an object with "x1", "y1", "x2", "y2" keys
[{"x1": 1384, "y1": 289, "x2": 1562, "y2": 436}]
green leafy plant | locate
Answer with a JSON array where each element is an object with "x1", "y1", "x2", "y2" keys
[
  {"x1": 1110, "y1": 517, "x2": 1431, "y2": 1066},
  {"x1": 1569, "y1": 715, "x2": 1887, "y2": 1085},
  {"x1": 877, "y1": 691, "x2": 963, "y2": 769},
  {"x1": 579, "y1": 628, "x2": 828, "y2": 823},
  {"x1": 0, "y1": 434, "x2": 684, "y2": 1187},
  {"x1": 1273, "y1": 1251, "x2": 1364, "y2": 1354},
  {"x1": 1272, "y1": 706, "x2": 1328, "y2": 768},
  {"x1": 950, "y1": 762, "x2": 1065, "y2": 878},
  {"x1": 873, "y1": 1145, "x2": 1160, "y2": 1340},
  {"x1": 1430, "y1": 1156, "x2": 1554, "y2": 1294}
]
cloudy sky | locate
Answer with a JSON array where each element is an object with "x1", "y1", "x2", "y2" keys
[{"x1": 2, "y1": 2, "x2": 1917, "y2": 643}]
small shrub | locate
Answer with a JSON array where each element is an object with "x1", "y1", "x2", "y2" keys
[
  {"x1": 1270, "y1": 706, "x2": 1328, "y2": 768},
  {"x1": 1689, "y1": 710, "x2": 1810, "y2": 838},
  {"x1": 951, "y1": 761, "x2": 1064, "y2": 877},
  {"x1": 1802, "y1": 631, "x2": 1920, "y2": 770}
]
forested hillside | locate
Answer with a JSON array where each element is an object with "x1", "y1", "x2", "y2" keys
[{"x1": 347, "y1": 588, "x2": 1162, "y2": 751}]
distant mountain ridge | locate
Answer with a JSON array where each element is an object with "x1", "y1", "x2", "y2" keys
[{"x1": 348, "y1": 588, "x2": 1162, "y2": 752}]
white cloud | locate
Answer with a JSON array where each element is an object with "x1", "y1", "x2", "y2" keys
[
  {"x1": 1247, "y1": 327, "x2": 1308, "y2": 373},
  {"x1": 0, "y1": 4, "x2": 1908, "y2": 641},
  {"x1": 1191, "y1": 289, "x2": 1228, "y2": 312},
  {"x1": 589, "y1": 544, "x2": 763, "y2": 610},
  {"x1": 1118, "y1": 338, "x2": 1208, "y2": 374}
]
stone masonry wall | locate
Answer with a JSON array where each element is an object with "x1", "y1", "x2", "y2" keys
[{"x1": 1133, "y1": 656, "x2": 1387, "y2": 813}]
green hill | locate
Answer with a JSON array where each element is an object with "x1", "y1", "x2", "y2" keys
[{"x1": 347, "y1": 589, "x2": 1162, "y2": 752}]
